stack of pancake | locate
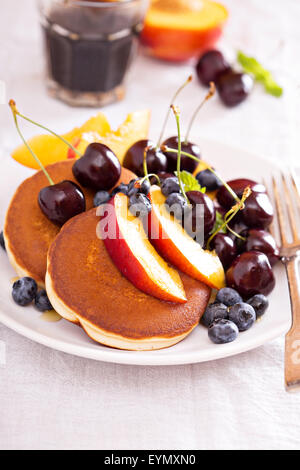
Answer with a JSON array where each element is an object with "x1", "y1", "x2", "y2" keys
[{"x1": 4, "y1": 160, "x2": 210, "y2": 350}]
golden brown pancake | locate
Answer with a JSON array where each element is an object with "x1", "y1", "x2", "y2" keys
[
  {"x1": 46, "y1": 209, "x2": 211, "y2": 350},
  {"x1": 4, "y1": 160, "x2": 135, "y2": 286}
]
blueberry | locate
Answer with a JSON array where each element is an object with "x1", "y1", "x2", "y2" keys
[
  {"x1": 139, "y1": 179, "x2": 151, "y2": 195},
  {"x1": 165, "y1": 193, "x2": 188, "y2": 220},
  {"x1": 127, "y1": 179, "x2": 140, "y2": 197},
  {"x1": 0, "y1": 231, "x2": 5, "y2": 251},
  {"x1": 35, "y1": 289, "x2": 53, "y2": 312},
  {"x1": 129, "y1": 193, "x2": 152, "y2": 217},
  {"x1": 247, "y1": 294, "x2": 269, "y2": 318},
  {"x1": 110, "y1": 183, "x2": 128, "y2": 197},
  {"x1": 216, "y1": 287, "x2": 243, "y2": 307},
  {"x1": 208, "y1": 319, "x2": 239, "y2": 344},
  {"x1": 196, "y1": 169, "x2": 222, "y2": 191},
  {"x1": 161, "y1": 177, "x2": 180, "y2": 197},
  {"x1": 228, "y1": 302, "x2": 256, "y2": 331},
  {"x1": 93, "y1": 190, "x2": 111, "y2": 207},
  {"x1": 201, "y1": 302, "x2": 228, "y2": 327},
  {"x1": 12, "y1": 277, "x2": 38, "y2": 306}
]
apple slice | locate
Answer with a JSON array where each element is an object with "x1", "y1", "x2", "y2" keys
[
  {"x1": 99, "y1": 192, "x2": 187, "y2": 303},
  {"x1": 149, "y1": 186, "x2": 225, "y2": 290}
]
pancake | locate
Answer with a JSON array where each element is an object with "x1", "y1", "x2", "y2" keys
[
  {"x1": 46, "y1": 209, "x2": 211, "y2": 350},
  {"x1": 4, "y1": 160, "x2": 135, "y2": 286}
]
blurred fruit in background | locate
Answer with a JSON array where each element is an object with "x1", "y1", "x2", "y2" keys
[{"x1": 141, "y1": 0, "x2": 228, "y2": 62}]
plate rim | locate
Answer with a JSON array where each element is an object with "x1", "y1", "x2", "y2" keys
[{"x1": 0, "y1": 309, "x2": 290, "y2": 365}]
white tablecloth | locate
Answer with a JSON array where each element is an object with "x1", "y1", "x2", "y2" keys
[{"x1": 0, "y1": 0, "x2": 300, "y2": 450}]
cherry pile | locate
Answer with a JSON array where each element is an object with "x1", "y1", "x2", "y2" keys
[
  {"x1": 196, "y1": 50, "x2": 253, "y2": 107},
  {"x1": 152, "y1": 141, "x2": 278, "y2": 309},
  {"x1": 214, "y1": 177, "x2": 278, "y2": 295}
]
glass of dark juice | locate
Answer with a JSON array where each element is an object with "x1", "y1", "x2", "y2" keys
[{"x1": 38, "y1": 0, "x2": 148, "y2": 106}]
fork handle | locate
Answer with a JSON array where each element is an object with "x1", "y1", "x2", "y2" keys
[{"x1": 285, "y1": 256, "x2": 300, "y2": 391}]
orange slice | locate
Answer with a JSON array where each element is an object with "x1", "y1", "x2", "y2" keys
[
  {"x1": 76, "y1": 110, "x2": 151, "y2": 164},
  {"x1": 11, "y1": 110, "x2": 150, "y2": 169},
  {"x1": 11, "y1": 113, "x2": 111, "y2": 170}
]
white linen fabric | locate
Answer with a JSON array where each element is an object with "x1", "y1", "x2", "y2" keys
[{"x1": 0, "y1": 0, "x2": 300, "y2": 450}]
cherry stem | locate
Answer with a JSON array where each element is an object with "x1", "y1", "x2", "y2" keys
[
  {"x1": 143, "y1": 146, "x2": 150, "y2": 181},
  {"x1": 9, "y1": 100, "x2": 82, "y2": 158},
  {"x1": 157, "y1": 75, "x2": 192, "y2": 147},
  {"x1": 161, "y1": 146, "x2": 241, "y2": 205},
  {"x1": 207, "y1": 187, "x2": 252, "y2": 249},
  {"x1": 140, "y1": 173, "x2": 161, "y2": 186},
  {"x1": 226, "y1": 225, "x2": 246, "y2": 241},
  {"x1": 9, "y1": 100, "x2": 54, "y2": 186},
  {"x1": 184, "y1": 82, "x2": 216, "y2": 144},
  {"x1": 171, "y1": 105, "x2": 189, "y2": 203}
]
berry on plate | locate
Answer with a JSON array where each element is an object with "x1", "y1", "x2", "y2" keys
[
  {"x1": 208, "y1": 319, "x2": 239, "y2": 344},
  {"x1": 228, "y1": 302, "x2": 256, "y2": 332},
  {"x1": 12, "y1": 277, "x2": 38, "y2": 307},
  {"x1": 216, "y1": 287, "x2": 242, "y2": 307},
  {"x1": 201, "y1": 302, "x2": 228, "y2": 327},
  {"x1": 35, "y1": 289, "x2": 53, "y2": 312},
  {"x1": 247, "y1": 294, "x2": 269, "y2": 318}
]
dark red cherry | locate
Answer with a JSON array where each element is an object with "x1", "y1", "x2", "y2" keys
[
  {"x1": 226, "y1": 251, "x2": 275, "y2": 298},
  {"x1": 217, "y1": 178, "x2": 266, "y2": 209},
  {"x1": 73, "y1": 142, "x2": 121, "y2": 191},
  {"x1": 211, "y1": 233, "x2": 237, "y2": 270},
  {"x1": 241, "y1": 192, "x2": 274, "y2": 229},
  {"x1": 123, "y1": 140, "x2": 167, "y2": 177},
  {"x1": 227, "y1": 219, "x2": 249, "y2": 242},
  {"x1": 162, "y1": 136, "x2": 200, "y2": 173},
  {"x1": 196, "y1": 50, "x2": 231, "y2": 86},
  {"x1": 245, "y1": 229, "x2": 279, "y2": 266},
  {"x1": 185, "y1": 190, "x2": 216, "y2": 240},
  {"x1": 38, "y1": 180, "x2": 86, "y2": 226},
  {"x1": 226, "y1": 219, "x2": 249, "y2": 253},
  {"x1": 216, "y1": 71, "x2": 253, "y2": 107}
]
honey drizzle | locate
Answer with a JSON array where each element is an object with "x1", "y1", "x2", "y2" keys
[{"x1": 40, "y1": 310, "x2": 62, "y2": 323}]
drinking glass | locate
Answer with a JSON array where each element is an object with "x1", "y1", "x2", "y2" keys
[{"x1": 38, "y1": 0, "x2": 148, "y2": 106}]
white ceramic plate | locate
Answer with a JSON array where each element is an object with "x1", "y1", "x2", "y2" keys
[{"x1": 0, "y1": 140, "x2": 292, "y2": 365}]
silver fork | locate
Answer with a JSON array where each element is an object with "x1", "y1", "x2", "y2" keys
[{"x1": 268, "y1": 171, "x2": 300, "y2": 391}]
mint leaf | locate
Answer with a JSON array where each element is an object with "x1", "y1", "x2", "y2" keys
[
  {"x1": 175, "y1": 171, "x2": 206, "y2": 193},
  {"x1": 212, "y1": 211, "x2": 227, "y2": 234},
  {"x1": 237, "y1": 50, "x2": 283, "y2": 97}
]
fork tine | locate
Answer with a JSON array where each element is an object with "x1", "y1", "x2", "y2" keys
[
  {"x1": 272, "y1": 176, "x2": 287, "y2": 245},
  {"x1": 290, "y1": 170, "x2": 300, "y2": 209},
  {"x1": 281, "y1": 172, "x2": 300, "y2": 243},
  {"x1": 263, "y1": 178, "x2": 276, "y2": 239}
]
